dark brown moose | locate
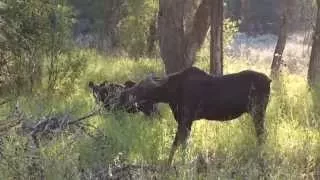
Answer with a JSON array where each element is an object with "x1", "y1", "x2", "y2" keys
[{"x1": 120, "y1": 67, "x2": 271, "y2": 165}]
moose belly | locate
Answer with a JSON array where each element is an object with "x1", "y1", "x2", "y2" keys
[
  {"x1": 202, "y1": 111, "x2": 245, "y2": 121},
  {"x1": 194, "y1": 102, "x2": 247, "y2": 121}
]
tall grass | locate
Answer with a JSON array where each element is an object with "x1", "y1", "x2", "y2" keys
[{"x1": 0, "y1": 49, "x2": 319, "y2": 179}]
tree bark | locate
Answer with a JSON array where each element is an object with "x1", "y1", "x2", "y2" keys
[
  {"x1": 158, "y1": 0, "x2": 210, "y2": 74},
  {"x1": 210, "y1": 0, "x2": 223, "y2": 75},
  {"x1": 147, "y1": 14, "x2": 157, "y2": 56},
  {"x1": 270, "y1": 14, "x2": 288, "y2": 80},
  {"x1": 308, "y1": 0, "x2": 320, "y2": 88}
]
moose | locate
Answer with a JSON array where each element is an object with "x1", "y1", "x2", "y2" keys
[
  {"x1": 88, "y1": 80, "x2": 159, "y2": 116},
  {"x1": 120, "y1": 67, "x2": 271, "y2": 165}
]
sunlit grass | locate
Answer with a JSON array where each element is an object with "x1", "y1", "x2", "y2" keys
[{"x1": 0, "y1": 49, "x2": 319, "y2": 179}]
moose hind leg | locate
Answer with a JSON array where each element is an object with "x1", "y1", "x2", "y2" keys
[
  {"x1": 168, "y1": 123, "x2": 191, "y2": 166},
  {"x1": 249, "y1": 97, "x2": 268, "y2": 145},
  {"x1": 249, "y1": 94, "x2": 270, "y2": 178},
  {"x1": 253, "y1": 110, "x2": 265, "y2": 145}
]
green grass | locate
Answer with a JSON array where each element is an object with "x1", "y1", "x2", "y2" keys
[{"x1": 0, "y1": 49, "x2": 319, "y2": 179}]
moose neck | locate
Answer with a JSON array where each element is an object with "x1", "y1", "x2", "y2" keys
[{"x1": 146, "y1": 85, "x2": 171, "y2": 104}]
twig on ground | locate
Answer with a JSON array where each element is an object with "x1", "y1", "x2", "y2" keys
[{"x1": 28, "y1": 109, "x2": 101, "y2": 147}]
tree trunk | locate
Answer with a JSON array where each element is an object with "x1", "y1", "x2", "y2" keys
[
  {"x1": 147, "y1": 14, "x2": 157, "y2": 57},
  {"x1": 210, "y1": 0, "x2": 223, "y2": 75},
  {"x1": 158, "y1": 0, "x2": 210, "y2": 74},
  {"x1": 308, "y1": 0, "x2": 320, "y2": 88},
  {"x1": 270, "y1": 15, "x2": 288, "y2": 80}
]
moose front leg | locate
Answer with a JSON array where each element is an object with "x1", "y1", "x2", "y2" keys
[{"x1": 167, "y1": 122, "x2": 192, "y2": 166}]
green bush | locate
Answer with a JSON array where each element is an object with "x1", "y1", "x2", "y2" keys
[
  {"x1": 119, "y1": 0, "x2": 158, "y2": 58},
  {"x1": 0, "y1": 0, "x2": 74, "y2": 96}
]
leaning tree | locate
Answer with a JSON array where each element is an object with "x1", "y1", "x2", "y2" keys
[
  {"x1": 157, "y1": 0, "x2": 210, "y2": 74},
  {"x1": 270, "y1": 0, "x2": 292, "y2": 80},
  {"x1": 308, "y1": 0, "x2": 320, "y2": 88}
]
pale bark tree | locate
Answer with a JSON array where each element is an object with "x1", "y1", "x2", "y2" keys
[
  {"x1": 270, "y1": 0, "x2": 290, "y2": 80},
  {"x1": 308, "y1": 0, "x2": 320, "y2": 88},
  {"x1": 158, "y1": 0, "x2": 210, "y2": 74},
  {"x1": 210, "y1": 0, "x2": 224, "y2": 75}
]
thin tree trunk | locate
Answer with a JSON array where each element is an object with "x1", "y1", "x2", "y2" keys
[
  {"x1": 270, "y1": 14, "x2": 288, "y2": 80},
  {"x1": 184, "y1": 0, "x2": 210, "y2": 68},
  {"x1": 158, "y1": 0, "x2": 210, "y2": 74},
  {"x1": 210, "y1": 0, "x2": 223, "y2": 75},
  {"x1": 308, "y1": 0, "x2": 320, "y2": 88},
  {"x1": 240, "y1": 0, "x2": 249, "y2": 32},
  {"x1": 104, "y1": 0, "x2": 125, "y2": 50}
]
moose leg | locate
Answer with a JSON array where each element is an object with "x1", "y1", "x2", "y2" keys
[
  {"x1": 249, "y1": 96, "x2": 269, "y2": 145},
  {"x1": 249, "y1": 96, "x2": 269, "y2": 178},
  {"x1": 253, "y1": 108, "x2": 268, "y2": 178},
  {"x1": 168, "y1": 122, "x2": 192, "y2": 166},
  {"x1": 252, "y1": 110, "x2": 265, "y2": 145}
]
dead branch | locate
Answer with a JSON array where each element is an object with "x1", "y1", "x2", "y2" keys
[
  {"x1": 68, "y1": 110, "x2": 100, "y2": 125},
  {"x1": 27, "y1": 109, "x2": 101, "y2": 147}
]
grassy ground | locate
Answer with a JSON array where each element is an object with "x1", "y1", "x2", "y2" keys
[{"x1": 0, "y1": 49, "x2": 319, "y2": 179}]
